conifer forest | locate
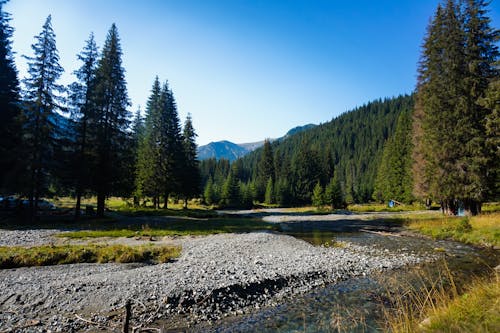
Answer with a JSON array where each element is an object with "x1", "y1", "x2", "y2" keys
[{"x1": 0, "y1": 0, "x2": 498, "y2": 217}]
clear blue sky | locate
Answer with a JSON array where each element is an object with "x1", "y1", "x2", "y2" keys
[{"x1": 5, "y1": 0, "x2": 500, "y2": 145}]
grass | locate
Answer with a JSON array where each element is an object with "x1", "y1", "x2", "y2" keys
[
  {"x1": 482, "y1": 202, "x2": 500, "y2": 213},
  {"x1": 406, "y1": 212, "x2": 500, "y2": 247},
  {"x1": 421, "y1": 276, "x2": 500, "y2": 332},
  {"x1": 0, "y1": 244, "x2": 181, "y2": 269},
  {"x1": 348, "y1": 203, "x2": 428, "y2": 212},
  {"x1": 383, "y1": 261, "x2": 500, "y2": 333},
  {"x1": 59, "y1": 217, "x2": 278, "y2": 239}
]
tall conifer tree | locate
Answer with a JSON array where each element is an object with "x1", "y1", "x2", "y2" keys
[
  {"x1": 181, "y1": 114, "x2": 201, "y2": 208},
  {"x1": 0, "y1": 0, "x2": 20, "y2": 194},
  {"x1": 22, "y1": 15, "x2": 64, "y2": 217},
  {"x1": 135, "y1": 78, "x2": 162, "y2": 208},
  {"x1": 91, "y1": 24, "x2": 130, "y2": 216},
  {"x1": 159, "y1": 82, "x2": 184, "y2": 208},
  {"x1": 68, "y1": 33, "x2": 99, "y2": 218},
  {"x1": 414, "y1": 0, "x2": 498, "y2": 215}
]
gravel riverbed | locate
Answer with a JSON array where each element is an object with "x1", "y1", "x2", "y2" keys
[{"x1": 0, "y1": 228, "x2": 433, "y2": 332}]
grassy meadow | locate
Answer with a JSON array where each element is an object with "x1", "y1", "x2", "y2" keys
[{"x1": 0, "y1": 244, "x2": 181, "y2": 269}]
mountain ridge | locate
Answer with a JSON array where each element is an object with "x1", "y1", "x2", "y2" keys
[{"x1": 197, "y1": 124, "x2": 316, "y2": 161}]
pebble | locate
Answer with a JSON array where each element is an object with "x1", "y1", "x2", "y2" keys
[{"x1": 0, "y1": 229, "x2": 432, "y2": 332}]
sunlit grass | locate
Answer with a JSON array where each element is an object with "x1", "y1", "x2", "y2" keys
[
  {"x1": 421, "y1": 276, "x2": 500, "y2": 332},
  {"x1": 482, "y1": 202, "x2": 500, "y2": 213},
  {"x1": 406, "y1": 212, "x2": 500, "y2": 247},
  {"x1": 348, "y1": 203, "x2": 428, "y2": 212},
  {"x1": 0, "y1": 244, "x2": 181, "y2": 269},
  {"x1": 383, "y1": 262, "x2": 500, "y2": 333}
]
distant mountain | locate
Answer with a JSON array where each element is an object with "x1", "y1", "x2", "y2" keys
[
  {"x1": 197, "y1": 124, "x2": 317, "y2": 161},
  {"x1": 197, "y1": 140, "x2": 252, "y2": 161}
]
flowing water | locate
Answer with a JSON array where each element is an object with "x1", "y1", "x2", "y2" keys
[
  {"x1": 202, "y1": 233, "x2": 497, "y2": 332},
  {"x1": 162, "y1": 213, "x2": 499, "y2": 332}
]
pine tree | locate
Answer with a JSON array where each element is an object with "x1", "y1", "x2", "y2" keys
[
  {"x1": 135, "y1": 77, "x2": 162, "y2": 208},
  {"x1": 325, "y1": 175, "x2": 343, "y2": 209},
  {"x1": 68, "y1": 32, "x2": 99, "y2": 218},
  {"x1": 203, "y1": 177, "x2": 215, "y2": 205},
  {"x1": 275, "y1": 178, "x2": 291, "y2": 207},
  {"x1": 221, "y1": 164, "x2": 241, "y2": 208},
  {"x1": 22, "y1": 15, "x2": 64, "y2": 218},
  {"x1": 256, "y1": 139, "x2": 275, "y2": 201},
  {"x1": 311, "y1": 182, "x2": 325, "y2": 208},
  {"x1": 181, "y1": 113, "x2": 201, "y2": 208},
  {"x1": 293, "y1": 146, "x2": 322, "y2": 204},
  {"x1": 264, "y1": 177, "x2": 274, "y2": 205},
  {"x1": 479, "y1": 75, "x2": 500, "y2": 199},
  {"x1": 460, "y1": 0, "x2": 499, "y2": 212},
  {"x1": 373, "y1": 110, "x2": 414, "y2": 203},
  {"x1": 0, "y1": 0, "x2": 20, "y2": 194},
  {"x1": 91, "y1": 24, "x2": 131, "y2": 216},
  {"x1": 414, "y1": 0, "x2": 499, "y2": 215},
  {"x1": 240, "y1": 181, "x2": 254, "y2": 209},
  {"x1": 159, "y1": 82, "x2": 184, "y2": 208}
]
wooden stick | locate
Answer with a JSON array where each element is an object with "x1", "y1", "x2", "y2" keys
[{"x1": 123, "y1": 300, "x2": 132, "y2": 333}]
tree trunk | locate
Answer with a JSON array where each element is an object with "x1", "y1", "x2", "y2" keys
[
  {"x1": 75, "y1": 192, "x2": 82, "y2": 220},
  {"x1": 463, "y1": 199, "x2": 481, "y2": 216},
  {"x1": 97, "y1": 192, "x2": 105, "y2": 217},
  {"x1": 183, "y1": 197, "x2": 188, "y2": 210}
]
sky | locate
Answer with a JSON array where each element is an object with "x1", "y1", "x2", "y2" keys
[{"x1": 5, "y1": 0, "x2": 500, "y2": 145}]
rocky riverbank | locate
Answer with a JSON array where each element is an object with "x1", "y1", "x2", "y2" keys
[{"x1": 0, "y1": 229, "x2": 433, "y2": 332}]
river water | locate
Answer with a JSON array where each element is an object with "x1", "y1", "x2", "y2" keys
[
  {"x1": 163, "y1": 212, "x2": 499, "y2": 332},
  {"x1": 204, "y1": 233, "x2": 497, "y2": 332}
]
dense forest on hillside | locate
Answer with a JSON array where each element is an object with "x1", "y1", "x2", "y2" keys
[{"x1": 200, "y1": 95, "x2": 415, "y2": 206}]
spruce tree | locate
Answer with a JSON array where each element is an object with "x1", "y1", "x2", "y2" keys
[
  {"x1": 221, "y1": 163, "x2": 241, "y2": 208},
  {"x1": 264, "y1": 177, "x2": 274, "y2": 205},
  {"x1": 135, "y1": 77, "x2": 162, "y2": 208},
  {"x1": 256, "y1": 139, "x2": 275, "y2": 201},
  {"x1": 203, "y1": 177, "x2": 215, "y2": 205},
  {"x1": 414, "y1": 0, "x2": 498, "y2": 215},
  {"x1": 159, "y1": 82, "x2": 184, "y2": 208},
  {"x1": 181, "y1": 113, "x2": 201, "y2": 208},
  {"x1": 312, "y1": 182, "x2": 325, "y2": 208},
  {"x1": 91, "y1": 24, "x2": 131, "y2": 216},
  {"x1": 0, "y1": 0, "x2": 20, "y2": 194},
  {"x1": 68, "y1": 33, "x2": 99, "y2": 218},
  {"x1": 22, "y1": 15, "x2": 64, "y2": 217},
  {"x1": 461, "y1": 0, "x2": 499, "y2": 211},
  {"x1": 325, "y1": 175, "x2": 343, "y2": 209},
  {"x1": 373, "y1": 110, "x2": 414, "y2": 203}
]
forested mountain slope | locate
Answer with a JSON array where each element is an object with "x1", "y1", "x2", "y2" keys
[{"x1": 240, "y1": 94, "x2": 415, "y2": 204}]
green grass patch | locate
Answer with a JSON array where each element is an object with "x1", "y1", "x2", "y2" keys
[
  {"x1": 482, "y1": 202, "x2": 500, "y2": 213},
  {"x1": 382, "y1": 259, "x2": 500, "y2": 333},
  {"x1": 421, "y1": 276, "x2": 500, "y2": 332},
  {"x1": 59, "y1": 218, "x2": 278, "y2": 239},
  {"x1": 406, "y1": 213, "x2": 500, "y2": 247},
  {"x1": 348, "y1": 203, "x2": 427, "y2": 212},
  {"x1": 0, "y1": 244, "x2": 181, "y2": 269}
]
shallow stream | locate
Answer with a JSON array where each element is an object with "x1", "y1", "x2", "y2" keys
[
  {"x1": 198, "y1": 230, "x2": 497, "y2": 332},
  {"x1": 159, "y1": 213, "x2": 499, "y2": 332}
]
